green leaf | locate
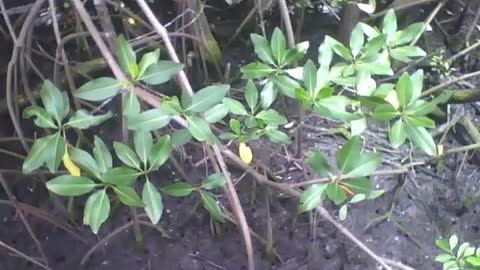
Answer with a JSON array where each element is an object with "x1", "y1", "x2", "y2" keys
[
  {"x1": 101, "y1": 167, "x2": 141, "y2": 186},
  {"x1": 318, "y1": 37, "x2": 333, "y2": 68},
  {"x1": 116, "y1": 35, "x2": 137, "y2": 78},
  {"x1": 270, "y1": 75, "x2": 300, "y2": 98},
  {"x1": 407, "y1": 93, "x2": 451, "y2": 116},
  {"x1": 241, "y1": 62, "x2": 276, "y2": 79},
  {"x1": 405, "y1": 124, "x2": 437, "y2": 156},
  {"x1": 405, "y1": 116, "x2": 435, "y2": 128},
  {"x1": 187, "y1": 116, "x2": 214, "y2": 143},
  {"x1": 83, "y1": 189, "x2": 110, "y2": 234},
  {"x1": 295, "y1": 87, "x2": 310, "y2": 102},
  {"x1": 23, "y1": 106, "x2": 57, "y2": 129},
  {"x1": 223, "y1": 97, "x2": 248, "y2": 115},
  {"x1": 390, "y1": 46, "x2": 426, "y2": 62},
  {"x1": 40, "y1": 80, "x2": 68, "y2": 123},
  {"x1": 391, "y1": 22, "x2": 424, "y2": 46},
  {"x1": 435, "y1": 238, "x2": 451, "y2": 253},
  {"x1": 298, "y1": 183, "x2": 327, "y2": 213},
  {"x1": 138, "y1": 61, "x2": 184, "y2": 85},
  {"x1": 171, "y1": 129, "x2": 192, "y2": 148},
  {"x1": 382, "y1": 9, "x2": 397, "y2": 41},
  {"x1": 113, "y1": 142, "x2": 141, "y2": 169},
  {"x1": 349, "y1": 193, "x2": 367, "y2": 204},
  {"x1": 304, "y1": 60, "x2": 317, "y2": 97},
  {"x1": 75, "y1": 77, "x2": 122, "y2": 101},
  {"x1": 361, "y1": 35, "x2": 386, "y2": 59},
  {"x1": 46, "y1": 175, "x2": 96, "y2": 196},
  {"x1": 134, "y1": 130, "x2": 153, "y2": 165},
  {"x1": 271, "y1": 28, "x2": 287, "y2": 65},
  {"x1": 137, "y1": 49, "x2": 160, "y2": 78},
  {"x1": 127, "y1": 108, "x2": 171, "y2": 131},
  {"x1": 201, "y1": 173, "x2": 226, "y2": 190},
  {"x1": 466, "y1": 257, "x2": 480, "y2": 266},
  {"x1": 123, "y1": 91, "x2": 141, "y2": 116},
  {"x1": 330, "y1": 39, "x2": 352, "y2": 60},
  {"x1": 457, "y1": 242, "x2": 470, "y2": 258},
  {"x1": 306, "y1": 150, "x2": 330, "y2": 177},
  {"x1": 266, "y1": 129, "x2": 291, "y2": 144},
  {"x1": 149, "y1": 135, "x2": 172, "y2": 170},
  {"x1": 343, "y1": 178, "x2": 372, "y2": 194},
  {"x1": 229, "y1": 119, "x2": 241, "y2": 134},
  {"x1": 372, "y1": 104, "x2": 399, "y2": 121},
  {"x1": 283, "y1": 45, "x2": 308, "y2": 67},
  {"x1": 255, "y1": 109, "x2": 287, "y2": 126},
  {"x1": 93, "y1": 136, "x2": 112, "y2": 173},
  {"x1": 344, "y1": 152, "x2": 383, "y2": 178},
  {"x1": 326, "y1": 183, "x2": 347, "y2": 205},
  {"x1": 339, "y1": 205, "x2": 348, "y2": 221},
  {"x1": 142, "y1": 180, "x2": 163, "y2": 224},
  {"x1": 219, "y1": 132, "x2": 238, "y2": 140},
  {"x1": 389, "y1": 119, "x2": 407, "y2": 148},
  {"x1": 245, "y1": 80, "x2": 259, "y2": 111},
  {"x1": 336, "y1": 136, "x2": 361, "y2": 174},
  {"x1": 356, "y1": 70, "x2": 376, "y2": 96},
  {"x1": 187, "y1": 85, "x2": 230, "y2": 112},
  {"x1": 409, "y1": 70, "x2": 424, "y2": 104},
  {"x1": 350, "y1": 24, "x2": 364, "y2": 57},
  {"x1": 44, "y1": 132, "x2": 65, "y2": 173},
  {"x1": 260, "y1": 81, "x2": 277, "y2": 109},
  {"x1": 65, "y1": 110, "x2": 112, "y2": 129},
  {"x1": 200, "y1": 192, "x2": 225, "y2": 222},
  {"x1": 161, "y1": 182, "x2": 193, "y2": 197},
  {"x1": 355, "y1": 62, "x2": 393, "y2": 77},
  {"x1": 359, "y1": 22, "x2": 380, "y2": 39},
  {"x1": 69, "y1": 147, "x2": 101, "y2": 177},
  {"x1": 250, "y1": 33, "x2": 275, "y2": 65},
  {"x1": 204, "y1": 104, "x2": 228, "y2": 123},
  {"x1": 351, "y1": 117, "x2": 367, "y2": 136},
  {"x1": 113, "y1": 185, "x2": 143, "y2": 207},
  {"x1": 449, "y1": 234, "x2": 458, "y2": 250},
  {"x1": 314, "y1": 96, "x2": 362, "y2": 122}
]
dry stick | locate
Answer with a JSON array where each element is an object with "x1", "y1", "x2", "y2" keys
[
  {"x1": 223, "y1": 150, "x2": 406, "y2": 270},
  {"x1": 69, "y1": 1, "x2": 252, "y2": 267},
  {"x1": 134, "y1": 1, "x2": 255, "y2": 269},
  {"x1": 421, "y1": 69, "x2": 480, "y2": 97},
  {"x1": 48, "y1": 0, "x2": 81, "y2": 110},
  {"x1": 367, "y1": 0, "x2": 436, "y2": 20},
  {"x1": 0, "y1": 240, "x2": 51, "y2": 270},
  {"x1": 446, "y1": 39, "x2": 480, "y2": 63},
  {"x1": 410, "y1": 0, "x2": 449, "y2": 46},
  {"x1": 68, "y1": 0, "x2": 161, "y2": 107},
  {"x1": 278, "y1": 0, "x2": 295, "y2": 48},
  {"x1": 0, "y1": 0, "x2": 18, "y2": 43},
  {"x1": 0, "y1": 173, "x2": 49, "y2": 266},
  {"x1": 278, "y1": 0, "x2": 304, "y2": 160},
  {"x1": 5, "y1": 0, "x2": 46, "y2": 152}
]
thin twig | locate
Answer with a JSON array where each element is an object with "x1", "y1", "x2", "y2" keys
[
  {"x1": 0, "y1": 240, "x2": 51, "y2": 270},
  {"x1": 135, "y1": 2, "x2": 255, "y2": 269},
  {"x1": 222, "y1": 149, "x2": 408, "y2": 270},
  {"x1": 446, "y1": 39, "x2": 480, "y2": 63},
  {"x1": 411, "y1": 0, "x2": 449, "y2": 46},
  {"x1": 0, "y1": 173, "x2": 49, "y2": 266},
  {"x1": 421, "y1": 69, "x2": 480, "y2": 97},
  {"x1": 0, "y1": 0, "x2": 18, "y2": 43},
  {"x1": 367, "y1": 0, "x2": 436, "y2": 20},
  {"x1": 465, "y1": 4, "x2": 480, "y2": 43}
]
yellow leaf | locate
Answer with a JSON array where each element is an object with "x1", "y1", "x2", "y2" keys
[
  {"x1": 63, "y1": 149, "x2": 81, "y2": 176},
  {"x1": 384, "y1": 90, "x2": 399, "y2": 110},
  {"x1": 239, "y1": 142, "x2": 253, "y2": 164}
]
